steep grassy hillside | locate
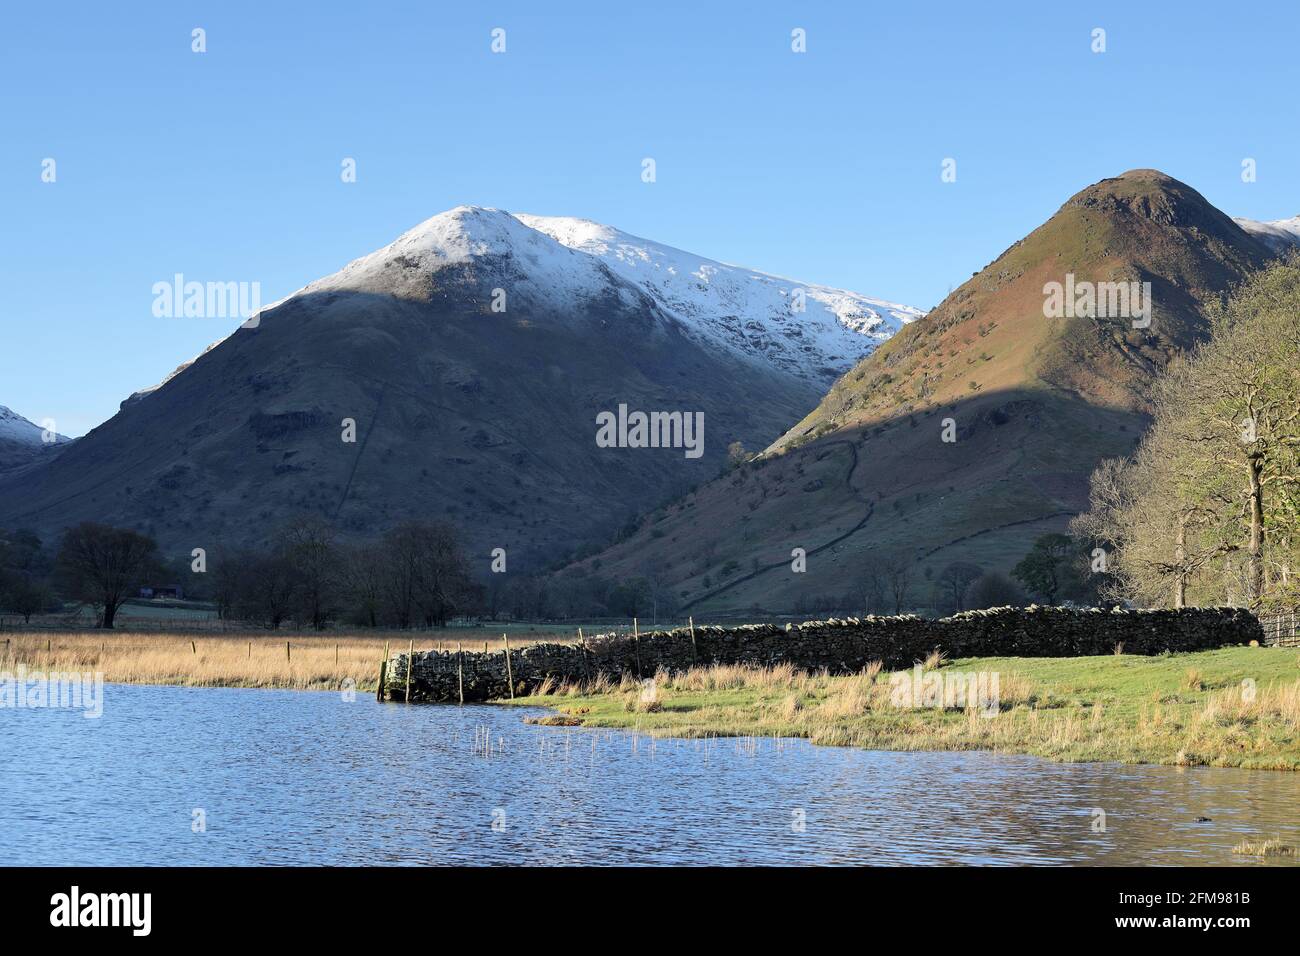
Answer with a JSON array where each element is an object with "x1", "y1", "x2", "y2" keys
[
  {"x1": 562, "y1": 171, "x2": 1276, "y2": 613},
  {"x1": 775, "y1": 169, "x2": 1272, "y2": 449}
]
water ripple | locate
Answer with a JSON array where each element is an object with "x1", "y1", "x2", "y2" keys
[{"x1": 1, "y1": 683, "x2": 1297, "y2": 866}]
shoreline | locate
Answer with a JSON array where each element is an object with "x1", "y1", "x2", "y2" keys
[
  {"x1": 499, "y1": 647, "x2": 1300, "y2": 773},
  {"x1": 6, "y1": 633, "x2": 1298, "y2": 772}
]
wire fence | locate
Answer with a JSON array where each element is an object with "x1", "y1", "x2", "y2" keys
[
  {"x1": 0, "y1": 616, "x2": 316, "y2": 635},
  {"x1": 0, "y1": 614, "x2": 523, "y2": 637},
  {"x1": 7, "y1": 608, "x2": 1300, "y2": 646}
]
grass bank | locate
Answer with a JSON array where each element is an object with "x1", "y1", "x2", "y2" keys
[
  {"x1": 0, "y1": 631, "x2": 555, "y2": 692},
  {"x1": 504, "y1": 647, "x2": 1300, "y2": 771}
]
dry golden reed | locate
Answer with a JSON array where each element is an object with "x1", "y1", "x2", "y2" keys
[{"x1": 0, "y1": 630, "x2": 547, "y2": 692}]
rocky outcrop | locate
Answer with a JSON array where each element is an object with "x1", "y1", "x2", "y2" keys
[{"x1": 382, "y1": 606, "x2": 1262, "y2": 703}]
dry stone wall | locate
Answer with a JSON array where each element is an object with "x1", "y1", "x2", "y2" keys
[{"x1": 382, "y1": 606, "x2": 1262, "y2": 703}]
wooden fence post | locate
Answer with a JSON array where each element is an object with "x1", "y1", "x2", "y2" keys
[
  {"x1": 457, "y1": 641, "x2": 465, "y2": 705},
  {"x1": 190, "y1": 640, "x2": 197, "y2": 655},
  {"x1": 578, "y1": 627, "x2": 590, "y2": 682},
  {"x1": 633, "y1": 617, "x2": 642, "y2": 678},
  {"x1": 335, "y1": 643, "x2": 339, "y2": 665},
  {"x1": 404, "y1": 639, "x2": 414, "y2": 703},
  {"x1": 503, "y1": 633, "x2": 515, "y2": 699},
  {"x1": 286, "y1": 640, "x2": 291, "y2": 662},
  {"x1": 689, "y1": 615, "x2": 697, "y2": 665},
  {"x1": 247, "y1": 640, "x2": 252, "y2": 659},
  {"x1": 375, "y1": 640, "x2": 390, "y2": 702}
]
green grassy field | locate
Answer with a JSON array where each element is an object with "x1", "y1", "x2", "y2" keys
[{"x1": 505, "y1": 647, "x2": 1300, "y2": 771}]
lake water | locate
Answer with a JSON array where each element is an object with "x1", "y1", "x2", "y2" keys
[{"x1": 2, "y1": 682, "x2": 1298, "y2": 866}]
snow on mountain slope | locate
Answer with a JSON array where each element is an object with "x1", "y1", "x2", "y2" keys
[
  {"x1": 127, "y1": 206, "x2": 921, "y2": 404},
  {"x1": 0, "y1": 406, "x2": 68, "y2": 446},
  {"x1": 514, "y1": 212, "x2": 923, "y2": 383},
  {"x1": 296, "y1": 205, "x2": 921, "y2": 384},
  {"x1": 303, "y1": 205, "x2": 649, "y2": 316},
  {"x1": 122, "y1": 342, "x2": 222, "y2": 408},
  {"x1": 1234, "y1": 215, "x2": 1300, "y2": 254},
  {"x1": 0, "y1": 406, "x2": 70, "y2": 472}
]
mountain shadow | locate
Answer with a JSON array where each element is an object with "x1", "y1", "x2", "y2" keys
[
  {"x1": 558, "y1": 170, "x2": 1280, "y2": 613},
  {"x1": 0, "y1": 286, "x2": 817, "y2": 571}
]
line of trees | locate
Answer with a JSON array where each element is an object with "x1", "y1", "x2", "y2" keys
[
  {"x1": 1073, "y1": 258, "x2": 1300, "y2": 610},
  {"x1": 483, "y1": 569, "x2": 681, "y2": 624},
  {"x1": 3, "y1": 517, "x2": 1129, "y2": 627},
  {"x1": 2, "y1": 522, "x2": 166, "y2": 628},
  {"x1": 210, "y1": 517, "x2": 481, "y2": 629},
  {"x1": 737, "y1": 563, "x2": 1031, "y2": 618},
  {"x1": 0, "y1": 516, "x2": 485, "y2": 630},
  {"x1": 842, "y1": 536, "x2": 1103, "y2": 618},
  {"x1": 1, "y1": 516, "x2": 696, "y2": 629}
]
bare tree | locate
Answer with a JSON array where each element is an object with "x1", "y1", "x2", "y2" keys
[
  {"x1": 211, "y1": 546, "x2": 251, "y2": 622},
  {"x1": 860, "y1": 558, "x2": 887, "y2": 614},
  {"x1": 2, "y1": 576, "x2": 54, "y2": 624},
  {"x1": 239, "y1": 551, "x2": 301, "y2": 629},
  {"x1": 882, "y1": 555, "x2": 914, "y2": 614},
  {"x1": 380, "y1": 525, "x2": 421, "y2": 628},
  {"x1": 412, "y1": 522, "x2": 476, "y2": 627},
  {"x1": 279, "y1": 516, "x2": 339, "y2": 629},
  {"x1": 56, "y1": 523, "x2": 158, "y2": 629},
  {"x1": 1074, "y1": 260, "x2": 1300, "y2": 609},
  {"x1": 642, "y1": 558, "x2": 674, "y2": 625},
  {"x1": 935, "y1": 562, "x2": 982, "y2": 613},
  {"x1": 379, "y1": 521, "x2": 476, "y2": 628},
  {"x1": 343, "y1": 541, "x2": 386, "y2": 628}
]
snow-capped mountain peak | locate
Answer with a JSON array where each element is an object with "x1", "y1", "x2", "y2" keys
[
  {"x1": 1234, "y1": 214, "x2": 1300, "y2": 254},
  {"x1": 304, "y1": 205, "x2": 922, "y2": 385},
  {"x1": 128, "y1": 206, "x2": 922, "y2": 404},
  {"x1": 272, "y1": 205, "x2": 656, "y2": 329}
]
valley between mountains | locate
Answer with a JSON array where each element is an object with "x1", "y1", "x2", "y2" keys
[{"x1": 3, "y1": 169, "x2": 1297, "y2": 617}]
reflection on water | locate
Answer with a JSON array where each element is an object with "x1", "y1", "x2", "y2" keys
[{"x1": 2, "y1": 682, "x2": 1297, "y2": 866}]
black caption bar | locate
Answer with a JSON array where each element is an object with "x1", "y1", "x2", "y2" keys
[{"x1": 0, "y1": 865, "x2": 1287, "y2": 942}]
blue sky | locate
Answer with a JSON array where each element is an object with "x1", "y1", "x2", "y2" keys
[{"x1": 3, "y1": 1, "x2": 1297, "y2": 436}]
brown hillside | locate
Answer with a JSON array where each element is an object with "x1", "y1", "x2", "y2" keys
[{"x1": 562, "y1": 171, "x2": 1276, "y2": 614}]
